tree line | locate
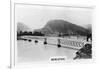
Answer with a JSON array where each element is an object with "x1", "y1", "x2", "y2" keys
[{"x1": 17, "y1": 31, "x2": 45, "y2": 37}]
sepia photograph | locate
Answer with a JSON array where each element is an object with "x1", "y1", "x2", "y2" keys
[{"x1": 15, "y1": 3, "x2": 93, "y2": 63}]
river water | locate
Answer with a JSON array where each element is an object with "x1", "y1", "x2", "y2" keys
[{"x1": 17, "y1": 37, "x2": 78, "y2": 63}]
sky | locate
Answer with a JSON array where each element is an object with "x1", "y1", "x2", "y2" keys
[{"x1": 15, "y1": 4, "x2": 93, "y2": 30}]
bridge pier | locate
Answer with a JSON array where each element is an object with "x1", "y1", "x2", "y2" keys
[
  {"x1": 44, "y1": 38, "x2": 47, "y2": 45},
  {"x1": 57, "y1": 39, "x2": 61, "y2": 48}
]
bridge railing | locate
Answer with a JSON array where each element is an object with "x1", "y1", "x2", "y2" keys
[{"x1": 47, "y1": 37, "x2": 87, "y2": 50}]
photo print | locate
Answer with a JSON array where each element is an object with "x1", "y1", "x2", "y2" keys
[{"x1": 15, "y1": 3, "x2": 93, "y2": 63}]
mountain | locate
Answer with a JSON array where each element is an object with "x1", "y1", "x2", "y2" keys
[
  {"x1": 17, "y1": 22, "x2": 31, "y2": 33},
  {"x1": 36, "y1": 19, "x2": 90, "y2": 36},
  {"x1": 83, "y1": 24, "x2": 92, "y2": 33}
]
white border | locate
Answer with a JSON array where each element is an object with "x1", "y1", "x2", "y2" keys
[{"x1": 10, "y1": 0, "x2": 95, "y2": 69}]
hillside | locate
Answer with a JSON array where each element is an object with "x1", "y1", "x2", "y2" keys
[
  {"x1": 17, "y1": 22, "x2": 31, "y2": 33},
  {"x1": 36, "y1": 20, "x2": 90, "y2": 36}
]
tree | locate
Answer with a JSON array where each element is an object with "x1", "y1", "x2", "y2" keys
[{"x1": 33, "y1": 31, "x2": 44, "y2": 36}]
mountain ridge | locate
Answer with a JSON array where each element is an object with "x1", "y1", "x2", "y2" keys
[{"x1": 37, "y1": 19, "x2": 90, "y2": 36}]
